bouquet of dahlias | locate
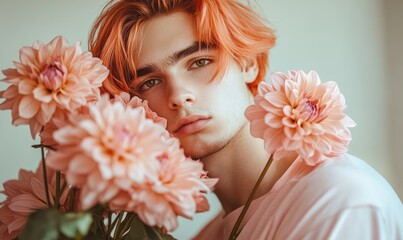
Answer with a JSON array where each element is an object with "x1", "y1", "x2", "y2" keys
[{"x1": 0, "y1": 36, "x2": 217, "y2": 240}]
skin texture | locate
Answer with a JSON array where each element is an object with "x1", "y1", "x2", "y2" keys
[
  {"x1": 132, "y1": 12, "x2": 296, "y2": 213},
  {"x1": 134, "y1": 12, "x2": 255, "y2": 159}
]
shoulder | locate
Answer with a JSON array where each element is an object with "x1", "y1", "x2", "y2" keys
[
  {"x1": 301, "y1": 154, "x2": 399, "y2": 203},
  {"x1": 291, "y1": 153, "x2": 402, "y2": 222},
  {"x1": 270, "y1": 154, "x2": 403, "y2": 239}
]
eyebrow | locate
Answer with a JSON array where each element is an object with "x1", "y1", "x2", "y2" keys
[{"x1": 136, "y1": 41, "x2": 213, "y2": 78}]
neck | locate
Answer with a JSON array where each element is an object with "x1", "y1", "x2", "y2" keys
[{"x1": 201, "y1": 123, "x2": 296, "y2": 214}]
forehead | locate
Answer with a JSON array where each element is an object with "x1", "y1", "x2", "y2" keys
[{"x1": 137, "y1": 12, "x2": 197, "y2": 68}]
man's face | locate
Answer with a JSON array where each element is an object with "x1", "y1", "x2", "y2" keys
[{"x1": 133, "y1": 11, "x2": 254, "y2": 159}]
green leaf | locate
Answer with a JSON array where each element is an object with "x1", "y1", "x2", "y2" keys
[
  {"x1": 59, "y1": 212, "x2": 93, "y2": 238},
  {"x1": 126, "y1": 215, "x2": 177, "y2": 240},
  {"x1": 31, "y1": 144, "x2": 56, "y2": 150},
  {"x1": 161, "y1": 233, "x2": 177, "y2": 240},
  {"x1": 126, "y1": 215, "x2": 150, "y2": 240},
  {"x1": 144, "y1": 226, "x2": 177, "y2": 240},
  {"x1": 19, "y1": 208, "x2": 61, "y2": 240},
  {"x1": 88, "y1": 204, "x2": 107, "y2": 236}
]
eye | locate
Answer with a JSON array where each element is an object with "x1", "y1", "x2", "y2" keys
[
  {"x1": 190, "y1": 58, "x2": 212, "y2": 69},
  {"x1": 138, "y1": 79, "x2": 161, "y2": 92}
]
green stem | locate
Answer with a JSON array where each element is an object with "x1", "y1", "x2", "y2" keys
[
  {"x1": 32, "y1": 143, "x2": 56, "y2": 151},
  {"x1": 113, "y1": 212, "x2": 124, "y2": 239},
  {"x1": 149, "y1": 227, "x2": 164, "y2": 240},
  {"x1": 228, "y1": 155, "x2": 274, "y2": 240},
  {"x1": 107, "y1": 211, "x2": 112, "y2": 240},
  {"x1": 55, "y1": 171, "x2": 61, "y2": 209},
  {"x1": 60, "y1": 180, "x2": 67, "y2": 196},
  {"x1": 40, "y1": 143, "x2": 52, "y2": 208},
  {"x1": 68, "y1": 187, "x2": 76, "y2": 212},
  {"x1": 116, "y1": 213, "x2": 134, "y2": 239},
  {"x1": 110, "y1": 212, "x2": 120, "y2": 234}
]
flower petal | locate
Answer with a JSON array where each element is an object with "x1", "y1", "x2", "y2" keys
[
  {"x1": 8, "y1": 194, "x2": 46, "y2": 213},
  {"x1": 18, "y1": 80, "x2": 37, "y2": 95},
  {"x1": 18, "y1": 95, "x2": 40, "y2": 119},
  {"x1": 33, "y1": 85, "x2": 53, "y2": 103}
]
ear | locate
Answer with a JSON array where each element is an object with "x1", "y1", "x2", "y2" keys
[{"x1": 241, "y1": 57, "x2": 259, "y2": 84}]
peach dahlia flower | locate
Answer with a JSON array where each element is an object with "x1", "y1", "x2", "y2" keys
[
  {"x1": 40, "y1": 105, "x2": 91, "y2": 147},
  {"x1": 0, "y1": 164, "x2": 70, "y2": 240},
  {"x1": 45, "y1": 95, "x2": 214, "y2": 231},
  {"x1": 0, "y1": 36, "x2": 108, "y2": 138},
  {"x1": 113, "y1": 92, "x2": 167, "y2": 128},
  {"x1": 245, "y1": 70, "x2": 356, "y2": 166},
  {"x1": 110, "y1": 145, "x2": 213, "y2": 231}
]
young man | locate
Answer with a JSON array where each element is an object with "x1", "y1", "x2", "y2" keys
[{"x1": 89, "y1": 0, "x2": 403, "y2": 239}]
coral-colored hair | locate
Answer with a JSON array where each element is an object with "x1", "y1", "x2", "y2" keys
[{"x1": 88, "y1": 0, "x2": 276, "y2": 96}]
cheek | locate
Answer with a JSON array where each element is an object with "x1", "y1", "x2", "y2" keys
[
  {"x1": 140, "y1": 93, "x2": 169, "y2": 119},
  {"x1": 218, "y1": 69, "x2": 252, "y2": 101},
  {"x1": 214, "y1": 76, "x2": 252, "y2": 115},
  {"x1": 195, "y1": 66, "x2": 215, "y2": 82},
  {"x1": 151, "y1": 102, "x2": 169, "y2": 120},
  {"x1": 147, "y1": 101, "x2": 162, "y2": 115}
]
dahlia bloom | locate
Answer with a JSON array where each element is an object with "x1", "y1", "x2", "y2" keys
[
  {"x1": 110, "y1": 145, "x2": 213, "y2": 231},
  {"x1": 40, "y1": 106, "x2": 91, "y2": 147},
  {"x1": 0, "y1": 36, "x2": 109, "y2": 138},
  {"x1": 245, "y1": 70, "x2": 356, "y2": 166},
  {"x1": 40, "y1": 109, "x2": 70, "y2": 147},
  {"x1": 113, "y1": 92, "x2": 167, "y2": 128},
  {"x1": 45, "y1": 95, "x2": 214, "y2": 231},
  {"x1": 0, "y1": 164, "x2": 70, "y2": 240},
  {"x1": 41, "y1": 93, "x2": 165, "y2": 147}
]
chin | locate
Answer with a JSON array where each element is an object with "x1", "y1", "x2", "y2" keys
[
  {"x1": 179, "y1": 134, "x2": 231, "y2": 160},
  {"x1": 181, "y1": 140, "x2": 213, "y2": 159},
  {"x1": 183, "y1": 147, "x2": 222, "y2": 160},
  {"x1": 178, "y1": 121, "x2": 248, "y2": 159}
]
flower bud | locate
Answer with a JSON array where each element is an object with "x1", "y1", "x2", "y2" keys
[{"x1": 39, "y1": 60, "x2": 67, "y2": 90}]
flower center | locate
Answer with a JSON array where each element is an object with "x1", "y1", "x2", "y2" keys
[
  {"x1": 39, "y1": 60, "x2": 66, "y2": 90},
  {"x1": 300, "y1": 98, "x2": 319, "y2": 121},
  {"x1": 113, "y1": 127, "x2": 136, "y2": 149},
  {"x1": 116, "y1": 128, "x2": 129, "y2": 141}
]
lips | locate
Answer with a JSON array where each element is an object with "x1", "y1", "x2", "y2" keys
[{"x1": 173, "y1": 115, "x2": 211, "y2": 135}]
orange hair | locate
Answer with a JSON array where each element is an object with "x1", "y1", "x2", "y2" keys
[{"x1": 88, "y1": 0, "x2": 276, "y2": 96}]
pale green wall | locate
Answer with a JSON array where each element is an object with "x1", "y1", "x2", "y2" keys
[
  {"x1": 263, "y1": 0, "x2": 390, "y2": 174},
  {"x1": 260, "y1": 0, "x2": 403, "y2": 201},
  {"x1": 0, "y1": 0, "x2": 401, "y2": 239}
]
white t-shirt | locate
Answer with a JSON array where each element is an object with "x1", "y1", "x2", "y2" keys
[{"x1": 194, "y1": 154, "x2": 403, "y2": 240}]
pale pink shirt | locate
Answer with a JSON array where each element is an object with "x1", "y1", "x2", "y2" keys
[{"x1": 194, "y1": 154, "x2": 403, "y2": 240}]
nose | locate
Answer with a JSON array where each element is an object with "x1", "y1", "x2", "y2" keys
[{"x1": 168, "y1": 81, "x2": 195, "y2": 109}]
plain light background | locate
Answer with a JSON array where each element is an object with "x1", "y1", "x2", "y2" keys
[{"x1": 0, "y1": 0, "x2": 402, "y2": 239}]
